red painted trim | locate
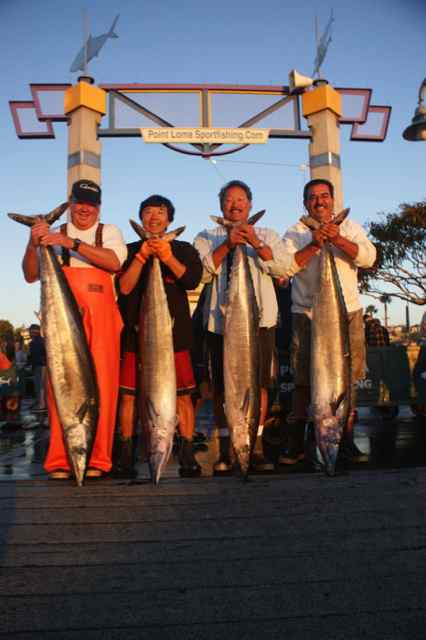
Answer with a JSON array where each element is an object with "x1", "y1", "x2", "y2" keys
[
  {"x1": 30, "y1": 84, "x2": 71, "y2": 122},
  {"x1": 9, "y1": 101, "x2": 55, "y2": 139},
  {"x1": 163, "y1": 142, "x2": 249, "y2": 157},
  {"x1": 350, "y1": 106, "x2": 392, "y2": 142},
  {"x1": 335, "y1": 87, "x2": 372, "y2": 124},
  {"x1": 99, "y1": 83, "x2": 290, "y2": 94}
]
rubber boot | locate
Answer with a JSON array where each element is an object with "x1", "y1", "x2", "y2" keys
[
  {"x1": 213, "y1": 435, "x2": 232, "y2": 474},
  {"x1": 111, "y1": 435, "x2": 137, "y2": 479},
  {"x1": 250, "y1": 431, "x2": 275, "y2": 473},
  {"x1": 179, "y1": 437, "x2": 201, "y2": 478},
  {"x1": 338, "y1": 410, "x2": 368, "y2": 465},
  {"x1": 305, "y1": 422, "x2": 322, "y2": 471},
  {"x1": 278, "y1": 418, "x2": 306, "y2": 465}
]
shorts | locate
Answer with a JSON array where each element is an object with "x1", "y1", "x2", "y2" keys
[
  {"x1": 120, "y1": 350, "x2": 196, "y2": 396},
  {"x1": 206, "y1": 327, "x2": 275, "y2": 395},
  {"x1": 290, "y1": 308, "x2": 366, "y2": 387}
]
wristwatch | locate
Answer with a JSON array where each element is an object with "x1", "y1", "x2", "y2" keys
[{"x1": 71, "y1": 238, "x2": 82, "y2": 253}]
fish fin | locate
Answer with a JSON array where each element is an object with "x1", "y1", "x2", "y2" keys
[
  {"x1": 240, "y1": 388, "x2": 251, "y2": 415},
  {"x1": 331, "y1": 392, "x2": 347, "y2": 416},
  {"x1": 145, "y1": 397, "x2": 159, "y2": 424},
  {"x1": 247, "y1": 209, "x2": 265, "y2": 226},
  {"x1": 130, "y1": 219, "x2": 146, "y2": 240},
  {"x1": 76, "y1": 400, "x2": 91, "y2": 423}
]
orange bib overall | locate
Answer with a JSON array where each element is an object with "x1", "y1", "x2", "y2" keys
[{"x1": 44, "y1": 266, "x2": 123, "y2": 474}]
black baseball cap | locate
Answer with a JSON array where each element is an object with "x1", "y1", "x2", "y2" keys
[{"x1": 71, "y1": 180, "x2": 101, "y2": 205}]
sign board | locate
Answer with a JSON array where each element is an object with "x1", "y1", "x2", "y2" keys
[{"x1": 140, "y1": 127, "x2": 270, "y2": 145}]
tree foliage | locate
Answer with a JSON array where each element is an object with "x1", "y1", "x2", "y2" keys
[
  {"x1": 365, "y1": 304, "x2": 378, "y2": 316},
  {"x1": 360, "y1": 200, "x2": 426, "y2": 306},
  {"x1": 0, "y1": 319, "x2": 14, "y2": 341}
]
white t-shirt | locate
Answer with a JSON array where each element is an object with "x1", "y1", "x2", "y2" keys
[
  {"x1": 51, "y1": 221, "x2": 127, "y2": 268},
  {"x1": 282, "y1": 218, "x2": 376, "y2": 317},
  {"x1": 194, "y1": 226, "x2": 291, "y2": 333}
]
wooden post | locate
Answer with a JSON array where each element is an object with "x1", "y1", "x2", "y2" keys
[
  {"x1": 63, "y1": 76, "x2": 106, "y2": 196},
  {"x1": 302, "y1": 82, "x2": 343, "y2": 212}
]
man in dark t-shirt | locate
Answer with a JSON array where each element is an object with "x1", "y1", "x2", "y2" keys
[{"x1": 116, "y1": 194, "x2": 203, "y2": 478}]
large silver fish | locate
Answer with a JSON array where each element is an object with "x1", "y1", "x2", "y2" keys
[
  {"x1": 129, "y1": 221, "x2": 185, "y2": 485},
  {"x1": 211, "y1": 211, "x2": 264, "y2": 477},
  {"x1": 301, "y1": 209, "x2": 351, "y2": 476},
  {"x1": 8, "y1": 204, "x2": 99, "y2": 486}
]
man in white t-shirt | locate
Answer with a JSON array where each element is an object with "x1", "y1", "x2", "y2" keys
[
  {"x1": 280, "y1": 179, "x2": 376, "y2": 465},
  {"x1": 22, "y1": 179, "x2": 127, "y2": 480}
]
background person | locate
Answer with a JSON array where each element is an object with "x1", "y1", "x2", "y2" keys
[
  {"x1": 22, "y1": 180, "x2": 126, "y2": 480},
  {"x1": 27, "y1": 324, "x2": 46, "y2": 411},
  {"x1": 364, "y1": 313, "x2": 390, "y2": 347}
]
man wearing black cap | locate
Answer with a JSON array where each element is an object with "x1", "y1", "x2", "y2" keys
[{"x1": 22, "y1": 179, "x2": 127, "y2": 480}]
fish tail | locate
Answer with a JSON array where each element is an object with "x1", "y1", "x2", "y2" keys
[
  {"x1": 8, "y1": 201, "x2": 68, "y2": 228},
  {"x1": 109, "y1": 14, "x2": 120, "y2": 37},
  {"x1": 129, "y1": 219, "x2": 146, "y2": 240},
  {"x1": 45, "y1": 202, "x2": 68, "y2": 225},
  {"x1": 7, "y1": 213, "x2": 39, "y2": 227}
]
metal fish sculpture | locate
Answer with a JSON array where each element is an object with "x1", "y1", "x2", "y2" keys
[
  {"x1": 300, "y1": 208, "x2": 351, "y2": 476},
  {"x1": 8, "y1": 204, "x2": 99, "y2": 486},
  {"x1": 129, "y1": 220, "x2": 185, "y2": 485},
  {"x1": 70, "y1": 15, "x2": 120, "y2": 73},
  {"x1": 210, "y1": 210, "x2": 265, "y2": 478}
]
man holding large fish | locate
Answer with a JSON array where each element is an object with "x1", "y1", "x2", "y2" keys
[
  {"x1": 280, "y1": 179, "x2": 376, "y2": 471},
  {"x1": 21, "y1": 180, "x2": 127, "y2": 481},
  {"x1": 194, "y1": 180, "x2": 290, "y2": 474},
  {"x1": 117, "y1": 195, "x2": 202, "y2": 480}
]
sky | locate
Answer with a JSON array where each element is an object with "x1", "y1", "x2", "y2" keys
[{"x1": 1, "y1": 0, "x2": 425, "y2": 329}]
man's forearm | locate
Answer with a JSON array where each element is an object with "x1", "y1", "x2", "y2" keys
[
  {"x1": 22, "y1": 243, "x2": 40, "y2": 283},
  {"x1": 252, "y1": 243, "x2": 273, "y2": 261},
  {"x1": 118, "y1": 255, "x2": 145, "y2": 295},
  {"x1": 212, "y1": 240, "x2": 232, "y2": 270},
  {"x1": 295, "y1": 242, "x2": 320, "y2": 268},
  {"x1": 331, "y1": 235, "x2": 359, "y2": 261},
  {"x1": 76, "y1": 243, "x2": 121, "y2": 273},
  {"x1": 162, "y1": 254, "x2": 186, "y2": 280}
]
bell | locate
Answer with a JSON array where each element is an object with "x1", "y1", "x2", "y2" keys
[{"x1": 403, "y1": 78, "x2": 426, "y2": 141}]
